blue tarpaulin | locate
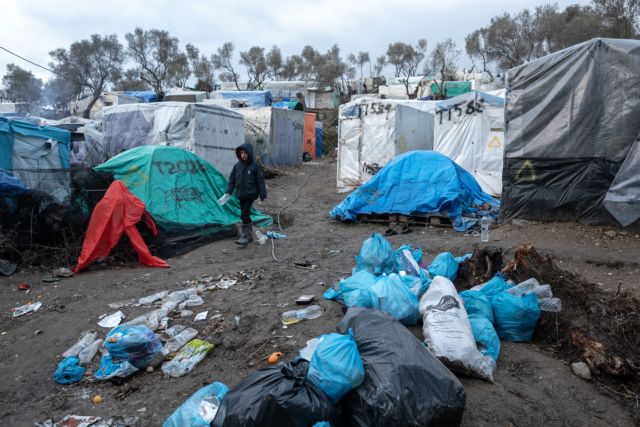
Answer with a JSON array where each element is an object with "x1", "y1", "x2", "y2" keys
[
  {"x1": 210, "y1": 91, "x2": 273, "y2": 108},
  {"x1": 330, "y1": 151, "x2": 499, "y2": 231},
  {"x1": 124, "y1": 91, "x2": 157, "y2": 103}
]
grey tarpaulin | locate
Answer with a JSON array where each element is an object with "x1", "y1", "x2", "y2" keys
[
  {"x1": 604, "y1": 140, "x2": 640, "y2": 226},
  {"x1": 503, "y1": 38, "x2": 640, "y2": 224}
]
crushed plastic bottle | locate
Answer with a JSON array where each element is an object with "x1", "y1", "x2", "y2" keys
[
  {"x1": 12, "y1": 302, "x2": 42, "y2": 318},
  {"x1": 162, "y1": 328, "x2": 198, "y2": 356},
  {"x1": 217, "y1": 193, "x2": 230, "y2": 206},
  {"x1": 507, "y1": 278, "x2": 553, "y2": 299},
  {"x1": 78, "y1": 338, "x2": 103, "y2": 365},
  {"x1": 281, "y1": 305, "x2": 324, "y2": 325},
  {"x1": 480, "y1": 216, "x2": 491, "y2": 242},
  {"x1": 63, "y1": 331, "x2": 98, "y2": 358},
  {"x1": 161, "y1": 339, "x2": 214, "y2": 377}
]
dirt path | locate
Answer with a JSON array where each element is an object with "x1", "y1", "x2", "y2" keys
[{"x1": 1, "y1": 159, "x2": 638, "y2": 426}]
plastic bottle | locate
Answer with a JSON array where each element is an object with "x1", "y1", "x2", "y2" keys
[
  {"x1": 78, "y1": 338, "x2": 103, "y2": 365},
  {"x1": 281, "y1": 305, "x2": 324, "y2": 325},
  {"x1": 217, "y1": 194, "x2": 230, "y2": 206},
  {"x1": 63, "y1": 331, "x2": 98, "y2": 358},
  {"x1": 480, "y1": 216, "x2": 490, "y2": 242},
  {"x1": 162, "y1": 328, "x2": 198, "y2": 356}
]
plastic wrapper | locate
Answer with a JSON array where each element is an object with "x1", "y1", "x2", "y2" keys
[
  {"x1": 161, "y1": 339, "x2": 213, "y2": 377},
  {"x1": 77, "y1": 338, "x2": 103, "y2": 365}
]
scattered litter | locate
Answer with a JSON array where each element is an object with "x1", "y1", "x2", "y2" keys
[
  {"x1": 211, "y1": 314, "x2": 223, "y2": 320},
  {"x1": 296, "y1": 294, "x2": 315, "y2": 305},
  {"x1": 164, "y1": 382, "x2": 229, "y2": 427},
  {"x1": 98, "y1": 311, "x2": 125, "y2": 328},
  {"x1": 63, "y1": 332, "x2": 98, "y2": 358},
  {"x1": 234, "y1": 315, "x2": 241, "y2": 327},
  {"x1": 95, "y1": 354, "x2": 139, "y2": 380},
  {"x1": 54, "y1": 356, "x2": 85, "y2": 384},
  {"x1": 267, "y1": 352, "x2": 283, "y2": 364},
  {"x1": 255, "y1": 230, "x2": 268, "y2": 245},
  {"x1": 139, "y1": 290, "x2": 169, "y2": 305},
  {"x1": 162, "y1": 327, "x2": 198, "y2": 356},
  {"x1": 194, "y1": 311, "x2": 208, "y2": 321},
  {"x1": 161, "y1": 339, "x2": 214, "y2": 377},
  {"x1": 179, "y1": 295, "x2": 204, "y2": 310},
  {"x1": 54, "y1": 267, "x2": 74, "y2": 278},
  {"x1": 78, "y1": 339, "x2": 103, "y2": 365},
  {"x1": 105, "y1": 325, "x2": 163, "y2": 369},
  {"x1": 282, "y1": 305, "x2": 324, "y2": 325},
  {"x1": 12, "y1": 301, "x2": 42, "y2": 317},
  {"x1": 159, "y1": 317, "x2": 169, "y2": 330},
  {"x1": 36, "y1": 415, "x2": 101, "y2": 427},
  {"x1": 108, "y1": 299, "x2": 136, "y2": 309},
  {"x1": 41, "y1": 273, "x2": 61, "y2": 283},
  {"x1": 17, "y1": 283, "x2": 30, "y2": 291},
  {"x1": 92, "y1": 395, "x2": 103, "y2": 404},
  {"x1": 180, "y1": 310, "x2": 194, "y2": 318},
  {"x1": 215, "y1": 279, "x2": 238, "y2": 289}
]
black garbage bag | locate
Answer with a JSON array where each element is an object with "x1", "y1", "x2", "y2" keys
[
  {"x1": 337, "y1": 307, "x2": 466, "y2": 426},
  {"x1": 213, "y1": 358, "x2": 340, "y2": 427}
]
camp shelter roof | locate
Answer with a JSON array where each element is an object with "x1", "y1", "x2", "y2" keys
[
  {"x1": 330, "y1": 150, "x2": 499, "y2": 231},
  {"x1": 124, "y1": 91, "x2": 157, "y2": 103},
  {"x1": 95, "y1": 145, "x2": 272, "y2": 233},
  {"x1": 210, "y1": 91, "x2": 273, "y2": 108}
]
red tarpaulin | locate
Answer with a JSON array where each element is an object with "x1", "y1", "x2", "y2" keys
[{"x1": 74, "y1": 180, "x2": 169, "y2": 272}]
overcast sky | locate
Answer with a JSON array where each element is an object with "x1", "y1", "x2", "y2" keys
[{"x1": 1, "y1": 0, "x2": 589, "y2": 82}]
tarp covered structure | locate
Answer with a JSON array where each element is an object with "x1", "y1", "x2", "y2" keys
[
  {"x1": 74, "y1": 180, "x2": 169, "y2": 272},
  {"x1": 337, "y1": 93, "x2": 504, "y2": 195},
  {"x1": 0, "y1": 116, "x2": 71, "y2": 203},
  {"x1": 102, "y1": 102, "x2": 244, "y2": 177},
  {"x1": 503, "y1": 38, "x2": 640, "y2": 225},
  {"x1": 330, "y1": 151, "x2": 499, "y2": 231},
  {"x1": 95, "y1": 146, "x2": 272, "y2": 234},
  {"x1": 210, "y1": 91, "x2": 273, "y2": 108},
  {"x1": 236, "y1": 107, "x2": 304, "y2": 168}
]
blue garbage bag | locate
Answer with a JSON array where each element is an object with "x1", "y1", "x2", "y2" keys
[
  {"x1": 460, "y1": 290, "x2": 494, "y2": 323},
  {"x1": 53, "y1": 356, "x2": 85, "y2": 384},
  {"x1": 460, "y1": 290, "x2": 500, "y2": 361},
  {"x1": 355, "y1": 233, "x2": 395, "y2": 275},
  {"x1": 94, "y1": 354, "x2": 139, "y2": 380},
  {"x1": 492, "y1": 293, "x2": 541, "y2": 342},
  {"x1": 164, "y1": 382, "x2": 229, "y2": 427},
  {"x1": 105, "y1": 325, "x2": 162, "y2": 369},
  {"x1": 476, "y1": 273, "x2": 511, "y2": 297},
  {"x1": 307, "y1": 329, "x2": 365, "y2": 404},
  {"x1": 467, "y1": 315, "x2": 501, "y2": 361},
  {"x1": 427, "y1": 252, "x2": 459, "y2": 281},
  {"x1": 323, "y1": 270, "x2": 378, "y2": 308},
  {"x1": 370, "y1": 274, "x2": 420, "y2": 325}
]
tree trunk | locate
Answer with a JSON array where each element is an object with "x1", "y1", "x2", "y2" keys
[{"x1": 83, "y1": 93, "x2": 101, "y2": 119}]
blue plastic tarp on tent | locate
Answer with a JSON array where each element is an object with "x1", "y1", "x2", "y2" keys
[
  {"x1": 210, "y1": 91, "x2": 273, "y2": 108},
  {"x1": 330, "y1": 151, "x2": 499, "y2": 231},
  {"x1": 124, "y1": 91, "x2": 157, "y2": 103}
]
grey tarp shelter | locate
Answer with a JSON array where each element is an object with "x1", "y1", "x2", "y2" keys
[{"x1": 503, "y1": 38, "x2": 640, "y2": 225}]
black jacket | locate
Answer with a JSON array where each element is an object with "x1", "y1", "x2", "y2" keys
[{"x1": 226, "y1": 143, "x2": 267, "y2": 201}]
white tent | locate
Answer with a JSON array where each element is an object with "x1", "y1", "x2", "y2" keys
[
  {"x1": 101, "y1": 102, "x2": 244, "y2": 176},
  {"x1": 337, "y1": 91, "x2": 505, "y2": 195},
  {"x1": 337, "y1": 97, "x2": 436, "y2": 192}
]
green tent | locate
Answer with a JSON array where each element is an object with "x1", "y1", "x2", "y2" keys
[
  {"x1": 95, "y1": 146, "x2": 272, "y2": 233},
  {"x1": 431, "y1": 81, "x2": 472, "y2": 98}
]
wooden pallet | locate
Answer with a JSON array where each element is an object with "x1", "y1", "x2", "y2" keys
[{"x1": 357, "y1": 213, "x2": 452, "y2": 228}]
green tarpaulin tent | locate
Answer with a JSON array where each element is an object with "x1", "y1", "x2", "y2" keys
[
  {"x1": 431, "y1": 81, "x2": 472, "y2": 98},
  {"x1": 95, "y1": 146, "x2": 272, "y2": 233}
]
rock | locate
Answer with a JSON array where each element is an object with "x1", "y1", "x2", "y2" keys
[
  {"x1": 571, "y1": 362, "x2": 592, "y2": 380},
  {"x1": 604, "y1": 230, "x2": 617, "y2": 239}
]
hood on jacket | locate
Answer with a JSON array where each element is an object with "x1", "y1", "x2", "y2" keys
[{"x1": 236, "y1": 143, "x2": 255, "y2": 164}]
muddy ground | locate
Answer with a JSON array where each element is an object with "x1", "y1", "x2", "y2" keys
[{"x1": 1, "y1": 159, "x2": 639, "y2": 426}]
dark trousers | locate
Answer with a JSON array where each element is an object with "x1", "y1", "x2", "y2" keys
[{"x1": 239, "y1": 198, "x2": 253, "y2": 225}]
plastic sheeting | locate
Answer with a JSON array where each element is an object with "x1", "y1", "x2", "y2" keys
[
  {"x1": 95, "y1": 146, "x2": 272, "y2": 233},
  {"x1": 210, "y1": 91, "x2": 273, "y2": 108},
  {"x1": 73, "y1": 180, "x2": 168, "y2": 272},
  {"x1": 102, "y1": 102, "x2": 244, "y2": 177},
  {"x1": 236, "y1": 107, "x2": 304, "y2": 168},
  {"x1": 604, "y1": 140, "x2": 640, "y2": 226},
  {"x1": 330, "y1": 151, "x2": 499, "y2": 231},
  {"x1": 503, "y1": 38, "x2": 640, "y2": 223},
  {"x1": 337, "y1": 92, "x2": 504, "y2": 195}
]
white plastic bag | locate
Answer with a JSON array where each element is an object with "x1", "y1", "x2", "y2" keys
[{"x1": 419, "y1": 276, "x2": 495, "y2": 382}]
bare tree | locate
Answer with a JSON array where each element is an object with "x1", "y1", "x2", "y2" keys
[
  {"x1": 386, "y1": 39, "x2": 428, "y2": 96},
  {"x1": 125, "y1": 28, "x2": 186, "y2": 99},
  {"x1": 266, "y1": 46, "x2": 283, "y2": 80},
  {"x1": 373, "y1": 55, "x2": 386, "y2": 77},
  {"x1": 168, "y1": 53, "x2": 190, "y2": 87},
  {"x1": 240, "y1": 46, "x2": 269, "y2": 89},
  {"x1": 50, "y1": 34, "x2": 123, "y2": 118},
  {"x1": 430, "y1": 39, "x2": 461, "y2": 98},
  {"x1": 281, "y1": 55, "x2": 302, "y2": 81},
  {"x1": 212, "y1": 42, "x2": 241, "y2": 90},
  {"x1": 465, "y1": 30, "x2": 493, "y2": 81},
  {"x1": 186, "y1": 44, "x2": 214, "y2": 92}
]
